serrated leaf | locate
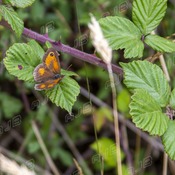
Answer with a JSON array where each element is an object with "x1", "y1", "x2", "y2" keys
[
  {"x1": 4, "y1": 43, "x2": 80, "y2": 113},
  {"x1": 0, "y1": 92, "x2": 22, "y2": 118},
  {"x1": 45, "y1": 76, "x2": 80, "y2": 113},
  {"x1": 145, "y1": 35, "x2": 175, "y2": 53},
  {"x1": 132, "y1": 0, "x2": 167, "y2": 35},
  {"x1": 130, "y1": 89, "x2": 168, "y2": 136},
  {"x1": 169, "y1": 88, "x2": 175, "y2": 109},
  {"x1": 0, "y1": 5, "x2": 24, "y2": 37},
  {"x1": 120, "y1": 61, "x2": 171, "y2": 107},
  {"x1": 27, "y1": 40, "x2": 45, "y2": 59},
  {"x1": 99, "y1": 16, "x2": 144, "y2": 58},
  {"x1": 162, "y1": 120, "x2": 175, "y2": 160},
  {"x1": 8, "y1": 0, "x2": 36, "y2": 8},
  {"x1": 61, "y1": 69, "x2": 79, "y2": 77},
  {"x1": 4, "y1": 43, "x2": 41, "y2": 82}
]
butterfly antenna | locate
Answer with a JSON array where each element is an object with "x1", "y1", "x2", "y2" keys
[{"x1": 66, "y1": 64, "x2": 72, "y2": 71}]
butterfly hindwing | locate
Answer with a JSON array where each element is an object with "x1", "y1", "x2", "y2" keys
[{"x1": 34, "y1": 78, "x2": 62, "y2": 91}]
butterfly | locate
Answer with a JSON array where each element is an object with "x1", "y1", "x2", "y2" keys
[{"x1": 33, "y1": 48, "x2": 64, "y2": 91}]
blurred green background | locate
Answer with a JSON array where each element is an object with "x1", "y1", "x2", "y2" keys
[{"x1": 0, "y1": 0, "x2": 175, "y2": 175}]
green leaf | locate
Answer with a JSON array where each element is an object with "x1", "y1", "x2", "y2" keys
[
  {"x1": 45, "y1": 41, "x2": 52, "y2": 49},
  {"x1": 0, "y1": 92, "x2": 22, "y2": 118},
  {"x1": 99, "y1": 16, "x2": 144, "y2": 58},
  {"x1": 145, "y1": 35, "x2": 175, "y2": 53},
  {"x1": 8, "y1": 0, "x2": 36, "y2": 8},
  {"x1": 45, "y1": 76, "x2": 80, "y2": 113},
  {"x1": 94, "y1": 107, "x2": 113, "y2": 131},
  {"x1": 132, "y1": 0, "x2": 167, "y2": 35},
  {"x1": 169, "y1": 88, "x2": 175, "y2": 109},
  {"x1": 117, "y1": 88, "x2": 130, "y2": 114},
  {"x1": 130, "y1": 89, "x2": 168, "y2": 136},
  {"x1": 51, "y1": 148, "x2": 73, "y2": 166},
  {"x1": 27, "y1": 40, "x2": 45, "y2": 59},
  {"x1": 28, "y1": 141, "x2": 40, "y2": 154},
  {"x1": 91, "y1": 138, "x2": 124, "y2": 168},
  {"x1": 61, "y1": 69, "x2": 79, "y2": 77},
  {"x1": 4, "y1": 43, "x2": 80, "y2": 113},
  {"x1": 4, "y1": 43, "x2": 41, "y2": 82},
  {"x1": 120, "y1": 60, "x2": 171, "y2": 107},
  {"x1": 162, "y1": 120, "x2": 175, "y2": 160},
  {"x1": 0, "y1": 5, "x2": 24, "y2": 37}
]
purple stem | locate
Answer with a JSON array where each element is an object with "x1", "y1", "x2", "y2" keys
[{"x1": 0, "y1": 20, "x2": 123, "y2": 75}]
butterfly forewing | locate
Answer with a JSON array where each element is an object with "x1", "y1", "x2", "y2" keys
[
  {"x1": 33, "y1": 64, "x2": 54, "y2": 82},
  {"x1": 43, "y1": 48, "x2": 61, "y2": 74}
]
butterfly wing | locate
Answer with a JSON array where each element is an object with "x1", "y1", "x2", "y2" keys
[
  {"x1": 34, "y1": 78, "x2": 62, "y2": 91},
  {"x1": 43, "y1": 48, "x2": 61, "y2": 74},
  {"x1": 33, "y1": 63, "x2": 54, "y2": 82},
  {"x1": 33, "y1": 48, "x2": 62, "y2": 91}
]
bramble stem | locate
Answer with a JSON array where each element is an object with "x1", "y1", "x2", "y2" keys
[{"x1": 0, "y1": 20, "x2": 123, "y2": 75}]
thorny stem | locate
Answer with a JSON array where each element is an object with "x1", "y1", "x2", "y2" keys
[{"x1": 0, "y1": 20, "x2": 123, "y2": 75}]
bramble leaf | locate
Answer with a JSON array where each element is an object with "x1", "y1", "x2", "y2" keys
[
  {"x1": 7, "y1": 0, "x2": 36, "y2": 8},
  {"x1": 130, "y1": 89, "x2": 168, "y2": 136},
  {"x1": 145, "y1": 35, "x2": 175, "y2": 53},
  {"x1": 99, "y1": 16, "x2": 144, "y2": 58},
  {"x1": 132, "y1": 0, "x2": 167, "y2": 35},
  {"x1": 0, "y1": 5, "x2": 24, "y2": 37},
  {"x1": 45, "y1": 76, "x2": 80, "y2": 114},
  {"x1": 120, "y1": 61, "x2": 171, "y2": 107},
  {"x1": 162, "y1": 120, "x2": 175, "y2": 160},
  {"x1": 27, "y1": 40, "x2": 45, "y2": 59},
  {"x1": 169, "y1": 88, "x2": 175, "y2": 109},
  {"x1": 4, "y1": 43, "x2": 41, "y2": 82},
  {"x1": 4, "y1": 42, "x2": 80, "y2": 113}
]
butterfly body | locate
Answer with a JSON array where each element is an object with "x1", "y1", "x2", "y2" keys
[{"x1": 33, "y1": 48, "x2": 63, "y2": 91}]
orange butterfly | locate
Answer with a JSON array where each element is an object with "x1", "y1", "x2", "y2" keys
[{"x1": 33, "y1": 48, "x2": 64, "y2": 91}]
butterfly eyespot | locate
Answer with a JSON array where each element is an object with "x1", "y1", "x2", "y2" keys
[{"x1": 50, "y1": 52, "x2": 54, "y2": 57}]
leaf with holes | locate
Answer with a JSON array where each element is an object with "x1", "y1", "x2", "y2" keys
[
  {"x1": 45, "y1": 76, "x2": 80, "y2": 113},
  {"x1": 0, "y1": 5, "x2": 23, "y2": 37},
  {"x1": 4, "y1": 43, "x2": 41, "y2": 82},
  {"x1": 132, "y1": 0, "x2": 167, "y2": 35},
  {"x1": 4, "y1": 42, "x2": 80, "y2": 112},
  {"x1": 120, "y1": 61, "x2": 171, "y2": 107},
  {"x1": 145, "y1": 35, "x2": 175, "y2": 53},
  {"x1": 99, "y1": 16, "x2": 144, "y2": 58},
  {"x1": 162, "y1": 120, "x2": 175, "y2": 160},
  {"x1": 130, "y1": 89, "x2": 168, "y2": 136}
]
